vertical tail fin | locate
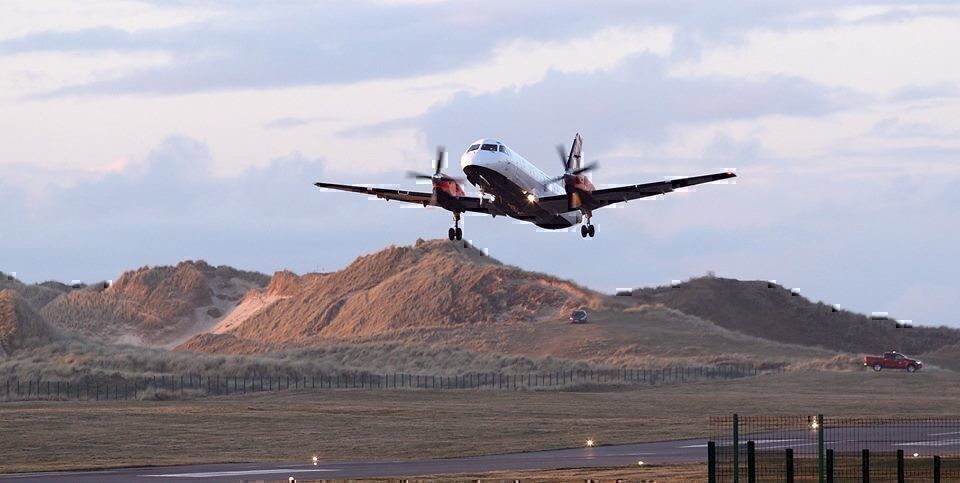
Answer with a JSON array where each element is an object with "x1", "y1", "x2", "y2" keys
[{"x1": 567, "y1": 133, "x2": 583, "y2": 170}]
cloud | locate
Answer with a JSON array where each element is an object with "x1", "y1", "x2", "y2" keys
[
  {"x1": 0, "y1": 0, "x2": 218, "y2": 42},
  {"x1": 669, "y1": 14, "x2": 960, "y2": 96},
  {"x1": 0, "y1": 50, "x2": 174, "y2": 99},
  {"x1": 404, "y1": 54, "x2": 859, "y2": 165},
  {"x1": 263, "y1": 117, "x2": 339, "y2": 130},
  {"x1": 0, "y1": 1, "x2": 873, "y2": 97},
  {"x1": 2, "y1": 136, "x2": 335, "y2": 281}
]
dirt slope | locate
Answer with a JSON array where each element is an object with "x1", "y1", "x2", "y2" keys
[
  {"x1": 632, "y1": 276, "x2": 960, "y2": 355},
  {"x1": 0, "y1": 290, "x2": 59, "y2": 358},
  {"x1": 178, "y1": 240, "x2": 604, "y2": 352},
  {"x1": 40, "y1": 261, "x2": 269, "y2": 346}
]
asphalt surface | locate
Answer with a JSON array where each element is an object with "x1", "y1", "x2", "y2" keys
[
  {"x1": 1, "y1": 424, "x2": 957, "y2": 482},
  {"x1": 0, "y1": 437, "x2": 707, "y2": 482}
]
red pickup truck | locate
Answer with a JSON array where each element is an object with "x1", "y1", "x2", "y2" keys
[{"x1": 864, "y1": 352, "x2": 923, "y2": 372}]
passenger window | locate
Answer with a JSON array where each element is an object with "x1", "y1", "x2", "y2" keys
[
  {"x1": 467, "y1": 144, "x2": 480, "y2": 152},
  {"x1": 481, "y1": 144, "x2": 498, "y2": 151}
]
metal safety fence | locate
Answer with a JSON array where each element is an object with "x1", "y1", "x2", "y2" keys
[
  {"x1": 2, "y1": 364, "x2": 780, "y2": 402},
  {"x1": 709, "y1": 415, "x2": 960, "y2": 482}
]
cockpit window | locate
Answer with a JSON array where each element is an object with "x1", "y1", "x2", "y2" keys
[
  {"x1": 481, "y1": 144, "x2": 498, "y2": 151},
  {"x1": 498, "y1": 145, "x2": 507, "y2": 153},
  {"x1": 467, "y1": 144, "x2": 480, "y2": 152}
]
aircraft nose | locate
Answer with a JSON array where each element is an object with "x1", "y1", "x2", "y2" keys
[{"x1": 460, "y1": 151, "x2": 477, "y2": 170}]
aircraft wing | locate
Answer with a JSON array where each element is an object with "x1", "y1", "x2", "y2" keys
[
  {"x1": 315, "y1": 182, "x2": 435, "y2": 205},
  {"x1": 538, "y1": 171, "x2": 736, "y2": 212},
  {"x1": 314, "y1": 182, "x2": 496, "y2": 214}
]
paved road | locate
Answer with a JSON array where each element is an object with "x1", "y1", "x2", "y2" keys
[
  {"x1": 0, "y1": 437, "x2": 708, "y2": 482},
  {"x1": 2, "y1": 424, "x2": 957, "y2": 482}
]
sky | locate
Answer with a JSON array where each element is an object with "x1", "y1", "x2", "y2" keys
[{"x1": 1, "y1": 1, "x2": 958, "y2": 327}]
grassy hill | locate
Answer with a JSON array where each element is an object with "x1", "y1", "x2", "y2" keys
[
  {"x1": 0, "y1": 290, "x2": 60, "y2": 358},
  {"x1": 632, "y1": 276, "x2": 960, "y2": 356}
]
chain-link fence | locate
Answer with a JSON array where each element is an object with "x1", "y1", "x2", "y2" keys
[
  {"x1": 710, "y1": 415, "x2": 960, "y2": 482},
  {"x1": 2, "y1": 365, "x2": 780, "y2": 402}
]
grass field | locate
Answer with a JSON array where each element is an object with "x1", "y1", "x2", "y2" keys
[
  {"x1": 1, "y1": 370, "x2": 958, "y2": 475},
  {"x1": 413, "y1": 463, "x2": 706, "y2": 482}
]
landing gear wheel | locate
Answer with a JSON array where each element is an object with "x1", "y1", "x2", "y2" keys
[
  {"x1": 449, "y1": 212, "x2": 463, "y2": 241},
  {"x1": 581, "y1": 225, "x2": 589, "y2": 238},
  {"x1": 588, "y1": 224, "x2": 595, "y2": 238}
]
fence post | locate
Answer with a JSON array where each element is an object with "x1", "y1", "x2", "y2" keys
[
  {"x1": 747, "y1": 441, "x2": 756, "y2": 483},
  {"x1": 733, "y1": 414, "x2": 740, "y2": 483},
  {"x1": 707, "y1": 441, "x2": 717, "y2": 483},
  {"x1": 934, "y1": 455, "x2": 941, "y2": 483},
  {"x1": 826, "y1": 449, "x2": 834, "y2": 483},
  {"x1": 818, "y1": 414, "x2": 825, "y2": 483},
  {"x1": 786, "y1": 448, "x2": 794, "y2": 483},
  {"x1": 896, "y1": 449, "x2": 904, "y2": 483},
  {"x1": 862, "y1": 449, "x2": 870, "y2": 483}
]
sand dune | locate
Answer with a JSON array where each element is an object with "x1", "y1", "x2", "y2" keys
[
  {"x1": 38, "y1": 261, "x2": 268, "y2": 347},
  {"x1": 3, "y1": 240, "x2": 957, "y2": 376}
]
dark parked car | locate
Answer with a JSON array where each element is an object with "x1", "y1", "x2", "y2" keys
[{"x1": 570, "y1": 309, "x2": 588, "y2": 324}]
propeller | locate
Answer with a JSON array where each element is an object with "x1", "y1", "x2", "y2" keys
[
  {"x1": 549, "y1": 136, "x2": 598, "y2": 210},
  {"x1": 406, "y1": 147, "x2": 464, "y2": 182},
  {"x1": 549, "y1": 142, "x2": 598, "y2": 183},
  {"x1": 406, "y1": 147, "x2": 463, "y2": 205}
]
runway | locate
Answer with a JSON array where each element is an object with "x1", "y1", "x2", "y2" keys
[
  {"x1": 0, "y1": 437, "x2": 707, "y2": 482},
  {"x1": 2, "y1": 424, "x2": 957, "y2": 482}
]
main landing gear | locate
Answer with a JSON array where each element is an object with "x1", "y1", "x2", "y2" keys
[
  {"x1": 448, "y1": 212, "x2": 463, "y2": 241},
  {"x1": 580, "y1": 214, "x2": 596, "y2": 238}
]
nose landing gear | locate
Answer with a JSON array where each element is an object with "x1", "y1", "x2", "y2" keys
[{"x1": 448, "y1": 212, "x2": 463, "y2": 240}]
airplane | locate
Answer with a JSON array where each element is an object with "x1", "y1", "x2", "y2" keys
[{"x1": 314, "y1": 133, "x2": 735, "y2": 240}]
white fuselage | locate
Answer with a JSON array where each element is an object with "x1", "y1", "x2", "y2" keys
[{"x1": 460, "y1": 138, "x2": 581, "y2": 228}]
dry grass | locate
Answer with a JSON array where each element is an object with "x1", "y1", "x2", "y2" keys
[
  {"x1": 2, "y1": 370, "x2": 959, "y2": 474},
  {"x1": 0, "y1": 338, "x2": 599, "y2": 382},
  {"x1": 389, "y1": 463, "x2": 706, "y2": 482}
]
